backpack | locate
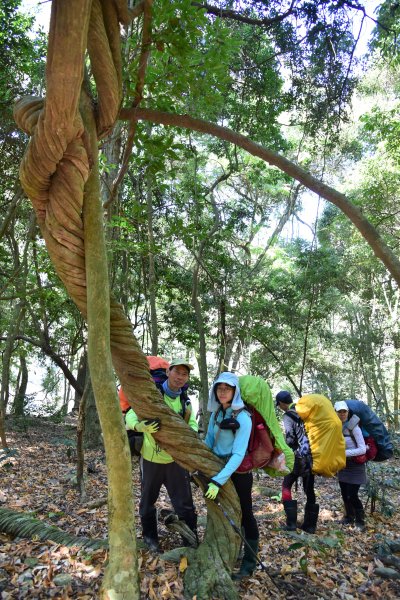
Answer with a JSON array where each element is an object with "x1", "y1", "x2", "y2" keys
[
  {"x1": 120, "y1": 356, "x2": 192, "y2": 457},
  {"x1": 346, "y1": 426, "x2": 378, "y2": 465},
  {"x1": 238, "y1": 375, "x2": 295, "y2": 476},
  {"x1": 235, "y1": 405, "x2": 274, "y2": 473},
  {"x1": 214, "y1": 404, "x2": 274, "y2": 473},
  {"x1": 346, "y1": 399, "x2": 392, "y2": 462},
  {"x1": 295, "y1": 394, "x2": 346, "y2": 477}
]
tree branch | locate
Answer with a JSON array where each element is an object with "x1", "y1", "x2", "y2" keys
[
  {"x1": 191, "y1": 1, "x2": 297, "y2": 28},
  {"x1": 119, "y1": 106, "x2": 400, "y2": 286}
]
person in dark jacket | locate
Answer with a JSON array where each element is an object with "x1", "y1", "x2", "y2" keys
[
  {"x1": 276, "y1": 390, "x2": 318, "y2": 534},
  {"x1": 334, "y1": 400, "x2": 367, "y2": 528}
]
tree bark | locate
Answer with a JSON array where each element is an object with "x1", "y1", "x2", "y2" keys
[
  {"x1": 120, "y1": 107, "x2": 400, "y2": 287},
  {"x1": 146, "y1": 169, "x2": 159, "y2": 355},
  {"x1": 13, "y1": 354, "x2": 28, "y2": 416},
  {"x1": 81, "y1": 89, "x2": 140, "y2": 599},
  {"x1": 77, "y1": 377, "x2": 91, "y2": 501},
  {"x1": 83, "y1": 380, "x2": 103, "y2": 450},
  {"x1": 73, "y1": 350, "x2": 88, "y2": 412},
  {"x1": 394, "y1": 335, "x2": 400, "y2": 430}
]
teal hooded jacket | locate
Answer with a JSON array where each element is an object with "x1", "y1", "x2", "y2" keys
[{"x1": 205, "y1": 372, "x2": 252, "y2": 486}]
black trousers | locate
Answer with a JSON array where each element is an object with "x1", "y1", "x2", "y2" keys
[
  {"x1": 339, "y1": 481, "x2": 363, "y2": 511},
  {"x1": 139, "y1": 458, "x2": 197, "y2": 539},
  {"x1": 282, "y1": 456, "x2": 316, "y2": 506},
  {"x1": 231, "y1": 471, "x2": 259, "y2": 540}
]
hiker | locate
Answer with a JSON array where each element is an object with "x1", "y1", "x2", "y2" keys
[
  {"x1": 126, "y1": 358, "x2": 198, "y2": 551},
  {"x1": 334, "y1": 400, "x2": 367, "y2": 528},
  {"x1": 276, "y1": 390, "x2": 319, "y2": 534},
  {"x1": 204, "y1": 372, "x2": 259, "y2": 580}
]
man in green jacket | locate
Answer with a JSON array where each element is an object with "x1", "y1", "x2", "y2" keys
[{"x1": 126, "y1": 358, "x2": 198, "y2": 552}]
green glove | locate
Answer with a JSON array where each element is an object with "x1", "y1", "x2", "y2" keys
[
  {"x1": 136, "y1": 419, "x2": 161, "y2": 434},
  {"x1": 204, "y1": 482, "x2": 219, "y2": 500}
]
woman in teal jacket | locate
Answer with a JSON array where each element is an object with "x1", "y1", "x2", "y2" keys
[{"x1": 204, "y1": 372, "x2": 258, "y2": 580}]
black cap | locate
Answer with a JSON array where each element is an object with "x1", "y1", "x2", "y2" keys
[{"x1": 275, "y1": 391, "x2": 293, "y2": 406}]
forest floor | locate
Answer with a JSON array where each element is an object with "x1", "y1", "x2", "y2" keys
[{"x1": 1, "y1": 417, "x2": 400, "y2": 600}]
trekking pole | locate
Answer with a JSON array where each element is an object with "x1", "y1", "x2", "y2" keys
[{"x1": 191, "y1": 471, "x2": 268, "y2": 572}]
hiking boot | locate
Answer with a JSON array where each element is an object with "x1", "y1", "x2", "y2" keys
[
  {"x1": 282, "y1": 500, "x2": 297, "y2": 531},
  {"x1": 160, "y1": 508, "x2": 175, "y2": 521},
  {"x1": 340, "y1": 501, "x2": 355, "y2": 525},
  {"x1": 163, "y1": 512, "x2": 179, "y2": 526},
  {"x1": 232, "y1": 538, "x2": 258, "y2": 580},
  {"x1": 143, "y1": 536, "x2": 160, "y2": 552},
  {"x1": 301, "y1": 503, "x2": 319, "y2": 534},
  {"x1": 354, "y1": 508, "x2": 365, "y2": 529}
]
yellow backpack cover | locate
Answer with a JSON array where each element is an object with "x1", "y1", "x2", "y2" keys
[{"x1": 296, "y1": 394, "x2": 346, "y2": 477}]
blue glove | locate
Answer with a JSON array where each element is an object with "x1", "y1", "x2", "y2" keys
[{"x1": 205, "y1": 482, "x2": 219, "y2": 500}]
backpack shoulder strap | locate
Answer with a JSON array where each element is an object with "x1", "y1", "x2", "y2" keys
[
  {"x1": 232, "y1": 406, "x2": 246, "y2": 418},
  {"x1": 180, "y1": 390, "x2": 191, "y2": 421},
  {"x1": 285, "y1": 409, "x2": 301, "y2": 424}
]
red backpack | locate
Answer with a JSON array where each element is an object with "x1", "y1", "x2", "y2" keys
[
  {"x1": 214, "y1": 405, "x2": 274, "y2": 473},
  {"x1": 235, "y1": 406, "x2": 274, "y2": 473}
]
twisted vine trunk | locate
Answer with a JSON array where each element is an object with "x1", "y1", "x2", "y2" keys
[{"x1": 14, "y1": 1, "x2": 241, "y2": 597}]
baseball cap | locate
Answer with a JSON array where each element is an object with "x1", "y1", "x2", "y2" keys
[
  {"x1": 275, "y1": 390, "x2": 293, "y2": 406},
  {"x1": 169, "y1": 357, "x2": 194, "y2": 371},
  {"x1": 334, "y1": 400, "x2": 349, "y2": 412}
]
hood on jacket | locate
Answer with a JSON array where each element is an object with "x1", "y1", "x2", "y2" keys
[{"x1": 207, "y1": 372, "x2": 244, "y2": 412}]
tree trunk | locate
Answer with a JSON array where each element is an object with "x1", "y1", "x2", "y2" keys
[
  {"x1": 192, "y1": 274, "x2": 210, "y2": 427},
  {"x1": 83, "y1": 380, "x2": 103, "y2": 450},
  {"x1": 13, "y1": 353, "x2": 28, "y2": 416},
  {"x1": 146, "y1": 169, "x2": 158, "y2": 355},
  {"x1": 73, "y1": 350, "x2": 88, "y2": 412},
  {"x1": 81, "y1": 90, "x2": 140, "y2": 599},
  {"x1": 77, "y1": 378, "x2": 91, "y2": 501},
  {"x1": 394, "y1": 335, "x2": 400, "y2": 430},
  {"x1": 0, "y1": 300, "x2": 25, "y2": 447},
  {"x1": 230, "y1": 339, "x2": 243, "y2": 372}
]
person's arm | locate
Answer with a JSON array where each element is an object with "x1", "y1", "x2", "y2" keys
[
  {"x1": 346, "y1": 425, "x2": 367, "y2": 457},
  {"x1": 204, "y1": 413, "x2": 215, "y2": 449},
  {"x1": 125, "y1": 408, "x2": 139, "y2": 430},
  {"x1": 283, "y1": 413, "x2": 297, "y2": 449},
  {"x1": 187, "y1": 402, "x2": 199, "y2": 432},
  {"x1": 210, "y1": 413, "x2": 252, "y2": 487}
]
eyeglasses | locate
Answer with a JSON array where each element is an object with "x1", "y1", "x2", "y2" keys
[{"x1": 217, "y1": 385, "x2": 234, "y2": 393}]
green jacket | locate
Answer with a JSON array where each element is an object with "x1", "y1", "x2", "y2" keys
[
  {"x1": 238, "y1": 375, "x2": 294, "y2": 475},
  {"x1": 126, "y1": 394, "x2": 198, "y2": 464}
]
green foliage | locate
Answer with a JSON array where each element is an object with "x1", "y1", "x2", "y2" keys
[
  {"x1": 288, "y1": 529, "x2": 344, "y2": 573},
  {"x1": 365, "y1": 462, "x2": 400, "y2": 517},
  {"x1": 370, "y1": 1, "x2": 400, "y2": 61},
  {"x1": 0, "y1": 1, "x2": 46, "y2": 179}
]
